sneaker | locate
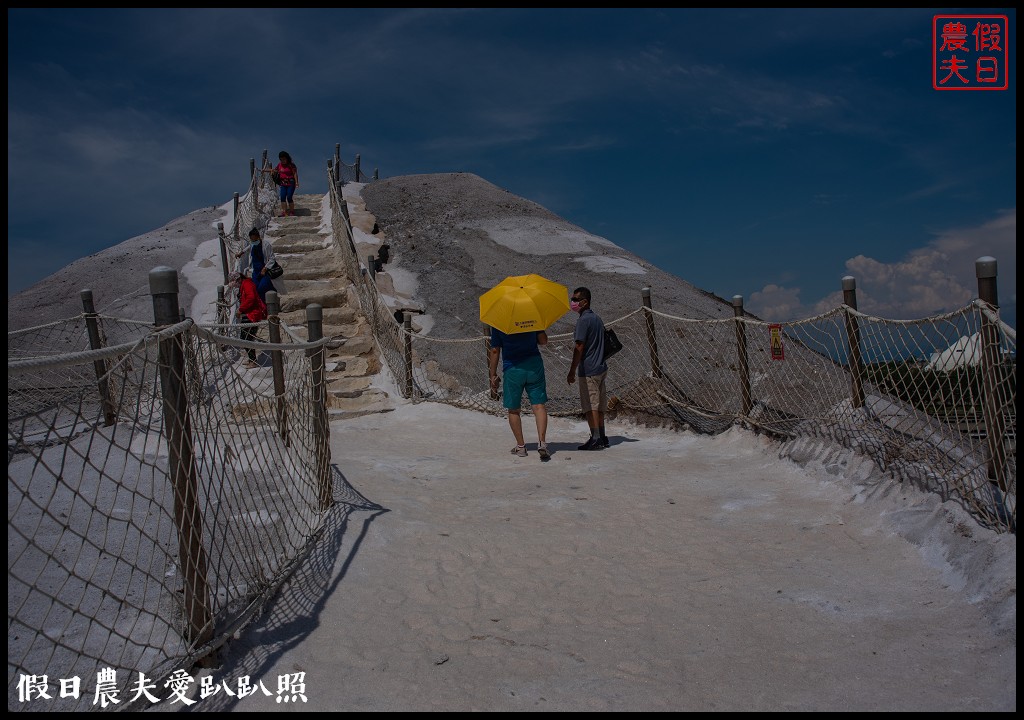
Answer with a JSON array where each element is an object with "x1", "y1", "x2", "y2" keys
[
  {"x1": 537, "y1": 444, "x2": 551, "y2": 462},
  {"x1": 577, "y1": 437, "x2": 604, "y2": 451},
  {"x1": 511, "y1": 445, "x2": 527, "y2": 457},
  {"x1": 600, "y1": 436, "x2": 610, "y2": 449}
]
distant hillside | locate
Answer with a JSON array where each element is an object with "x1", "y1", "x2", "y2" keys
[
  {"x1": 8, "y1": 207, "x2": 222, "y2": 331},
  {"x1": 360, "y1": 172, "x2": 736, "y2": 339},
  {"x1": 9, "y1": 173, "x2": 735, "y2": 335}
]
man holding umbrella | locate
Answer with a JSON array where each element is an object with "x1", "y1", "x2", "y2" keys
[{"x1": 481, "y1": 274, "x2": 570, "y2": 462}]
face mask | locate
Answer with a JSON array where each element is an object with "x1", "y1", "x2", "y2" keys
[
  {"x1": 250, "y1": 238, "x2": 260, "y2": 246},
  {"x1": 570, "y1": 300, "x2": 581, "y2": 312}
]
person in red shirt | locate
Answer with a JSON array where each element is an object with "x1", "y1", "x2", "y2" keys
[{"x1": 229, "y1": 269, "x2": 267, "y2": 367}]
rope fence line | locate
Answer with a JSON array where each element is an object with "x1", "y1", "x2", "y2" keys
[
  {"x1": 323, "y1": 180, "x2": 1015, "y2": 534},
  {"x1": 6, "y1": 145, "x2": 1016, "y2": 709},
  {"x1": 7, "y1": 269, "x2": 349, "y2": 711},
  {"x1": 7, "y1": 144, "x2": 379, "y2": 710}
]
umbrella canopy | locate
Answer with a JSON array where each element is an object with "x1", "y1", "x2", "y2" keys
[{"x1": 479, "y1": 274, "x2": 570, "y2": 334}]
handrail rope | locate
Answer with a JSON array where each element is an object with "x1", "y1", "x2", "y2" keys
[
  {"x1": 191, "y1": 323, "x2": 330, "y2": 352},
  {"x1": 8, "y1": 313, "x2": 88, "y2": 336},
  {"x1": 9, "y1": 319, "x2": 193, "y2": 373},
  {"x1": 97, "y1": 314, "x2": 153, "y2": 326},
  {"x1": 842, "y1": 302, "x2": 982, "y2": 326}
]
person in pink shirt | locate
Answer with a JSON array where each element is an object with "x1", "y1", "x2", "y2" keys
[{"x1": 265, "y1": 150, "x2": 299, "y2": 217}]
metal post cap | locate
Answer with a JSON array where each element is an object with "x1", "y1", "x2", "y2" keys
[
  {"x1": 732, "y1": 295, "x2": 743, "y2": 307},
  {"x1": 149, "y1": 266, "x2": 179, "y2": 294},
  {"x1": 975, "y1": 256, "x2": 997, "y2": 278},
  {"x1": 842, "y1": 276, "x2": 857, "y2": 291}
]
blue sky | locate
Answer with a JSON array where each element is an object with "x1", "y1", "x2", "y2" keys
[{"x1": 7, "y1": 8, "x2": 1017, "y2": 327}]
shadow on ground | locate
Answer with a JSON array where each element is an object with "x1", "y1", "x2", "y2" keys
[{"x1": 183, "y1": 465, "x2": 387, "y2": 712}]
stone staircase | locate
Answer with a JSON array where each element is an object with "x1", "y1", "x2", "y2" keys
[{"x1": 266, "y1": 193, "x2": 395, "y2": 419}]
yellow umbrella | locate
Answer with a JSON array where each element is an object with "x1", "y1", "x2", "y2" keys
[{"x1": 479, "y1": 274, "x2": 570, "y2": 334}]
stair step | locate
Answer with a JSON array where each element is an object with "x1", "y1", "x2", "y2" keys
[{"x1": 260, "y1": 192, "x2": 391, "y2": 418}]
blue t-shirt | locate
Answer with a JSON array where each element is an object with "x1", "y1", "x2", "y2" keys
[
  {"x1": 490, "y1": 328, "x2": 542, "y2": 370},
  {"x1": 574, "y1": 308, "x2": 607, "y2": 377}
]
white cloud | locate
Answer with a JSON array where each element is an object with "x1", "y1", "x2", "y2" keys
[{"x1": 747, "y1": 209, "x2": 1016, "y2": 323}]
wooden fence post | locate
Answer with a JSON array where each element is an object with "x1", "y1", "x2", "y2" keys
[
  {"x1": 81, "y1": 289, "x2": 117, "y2": 426},
  {"x1": 266, "y1": 291, "x2": 289, "y2": 447},
  {"x1": 149, "y1": 266, "x2": 211, "y2": 646},
  {"x1": 217, "y1": 222, "x2": 229, "y2": 286},
  {"x1": 842, "y1": 276, "x2": 865, "y2": 409},
  {"x1": 306, "y1": 304, "x2": 332, "y2": 509},
  {"x1": 976, "y1": 257, "x2": 1008, "y2": 493},
  {"x1": 404, "y1": 312, "x2": 415, "y2": 400},
  {"x1": 732, "y1": 295, "x2": 752, "y2": 416},
  {"x1": 641, "y1": 287, "x2": 662, "y2": 379}
]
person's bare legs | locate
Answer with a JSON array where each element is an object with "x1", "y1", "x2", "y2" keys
[
  {"x1": 532, "y1": 404, "x2": 548, "y2": 447},
  {"x1": 507, "y1": 409, "x2": 526, "y2": 447}
]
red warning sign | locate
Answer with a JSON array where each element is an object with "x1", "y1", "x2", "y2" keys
[{"x1": 769, "y1": 324, "x2": 784, "y2": 361}]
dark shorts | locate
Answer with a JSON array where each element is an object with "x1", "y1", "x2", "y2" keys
[{"x1": 502, "y1": 355, "x2": 548, "y2": 410}]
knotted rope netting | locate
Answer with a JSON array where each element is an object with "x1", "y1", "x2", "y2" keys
[
  {"x1": 9, "y1": 294, "x2": 339, "y2": 711},
  {"x1": 325, "y1": 170, "x2": 1015, "y2": 534}
]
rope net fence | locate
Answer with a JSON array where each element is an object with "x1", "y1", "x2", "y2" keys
[
  {"x1": 6, "y1": 147, "x2": 1015, "y2": 708},
  {"x1": 219, "y1": 160, "x2": 280, "y2": 270},
  {"x1": 325, "y1": 177, "x2": 1016, "y2": 534},
  {"x1": 8, "y1": 148, "x2": 380, "y2": 710},
  {"x1": 8, "y1": 310, "x2": 335, "y2": 710}
]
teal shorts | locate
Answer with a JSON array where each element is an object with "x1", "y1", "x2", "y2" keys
[{"x1": 502, "y1": 355, "x2": 548, "y2": 410}]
